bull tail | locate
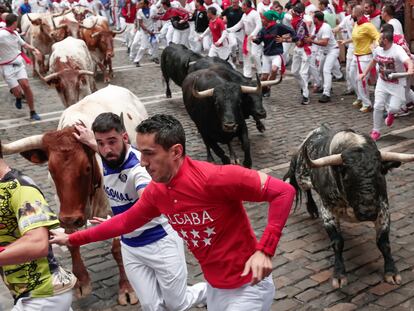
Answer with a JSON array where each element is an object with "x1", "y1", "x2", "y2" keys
[{"x1": 283, "y1": 155, "x2": 302, "y2": 212}]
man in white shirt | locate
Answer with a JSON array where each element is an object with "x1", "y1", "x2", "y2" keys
[
  {"x1": 364, "y1": 0, "x2": 380, "y2": 31},
  {"x1": 381, "y1": 4, "x2": 403, "y2": 36},
  {"x1": 256, "y1": 0, "x2": 270, "y2": 15},
  {"x1": 334, "y1": 0, "x2": 355, "y2": 96},
  {"x1": 204, "y1": 0, "x2": 221, "y2": 15},
  {"x1": 75, "y1": 112, "x2": 208, "y2": 311},
  {"x1": 307, "y1": 10, "x2": 343, "y2": 103},
  {"x1": 0, "y1": 13, "x2": 41, "y2": 120},
  {"x1": 359, "y1": 28, "x2": 414, "y2": 141},
  {"x1": 227, "y1": 0, "x2": 262, "y2": 79},
  {"x1": 133, "y1": 0, "x2": 159, "y2": 66}
]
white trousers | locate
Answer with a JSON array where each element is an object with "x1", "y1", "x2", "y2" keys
[
  {"x1": 291, "y1": 47, "x2": 310, "y2": 98},
  {"x1": 12, "y1": 291, "x2": 73, "y2": 311},
  {"x1": 134, "y1": 31, "x2": 159, "y2": 63},
  {"x1": 318, "y1": 48, "x2": 341, "y2": 96},
  {"x1": 229, "y1": 31, "x2": 244, "y2": 61},
  {"x1": 350, "y1": 54, "x2": 373, "y2": 107},
  {"x1": 309, "y1": 45, "x2": 321, "y2": 87},
  {"x1": 130, "y1": 30, "x2": 142, "y2": 61},
  {"x1": 206, "y1": 275, "x2": 275, "y2": 311},
  {"x1": 121, "y1": 229, "x2": 207, "y2": 311},
  {"x1": 124, "y1": 22, "x2": 136, "y2": 48},
  {"x1": 345, "y1": 45, "x2": 355, "y2": 92},
  {"x1": 172, "y1": 28, "x2": 190, "y2": 47},
  {"x1": 373, "y1": 85, "x2": 405, "y2": 132},
  {"x1": 208, "y1": 43, "x2": 231, "y2": 61},
  {"x1": 282, "y1": 42, "x2": 292, "y2": 64},
  {"x1": 159, "y1": 22, "x2": 174, "y2": 47},
  {"x1": 191, "y1": 33, "x2": 211, "y2": 54},
  {"x1": 243, "y1": 40, "x2": 262, "y2": 78}
]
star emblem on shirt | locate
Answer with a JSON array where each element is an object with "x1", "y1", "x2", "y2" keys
[
  {"x1": 203, "y1": 238, "x2": 211, "y2": 246},
  {"x1": 190, "y1": 229, "x2": 200, "y2": 238},
  {"x1": 192, "y1": 239, "x2": 199, "y2": 247},
  {"x1": 180, "y1": 229, "x2": 188, "y2": 238},
  {"x1": 204, "y1": 227, "x2": 216, "y2": 237}
]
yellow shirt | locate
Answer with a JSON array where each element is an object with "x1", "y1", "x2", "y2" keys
[{"x1": 352, "y1": 22, "x2": 380, "y2": 55}]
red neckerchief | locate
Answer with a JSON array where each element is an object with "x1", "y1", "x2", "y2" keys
[
  {"x1": 291, "y1": 14, "x2": 302, "y2": 30},
  {"x1": 369, "y1": 9, "x2": 381, "y2": 19},
  {"x1": 304, "y1": 1, "x2": 311, "y2": 6},
  {"x1": 291, "y1": 0, "x2": 298, "y2": 5},
  {"x1": 186, "y1": 0, "x2": 193, "y2": 3},
  {"x1": 357, "y1": 15, "x2": 369, "y2": 25},
  {"x1": 198, "y1": 5, "x2": 206, "y2": 11},
  {"x1": 265, "y1": 20, "x2": 276, "y2": 29},
  {"x1": 314, "y1": 21, "x2": 323, "y2": 34},
  {"x1": 245, "y1": 7, "x2": 254, "y2": 15}
]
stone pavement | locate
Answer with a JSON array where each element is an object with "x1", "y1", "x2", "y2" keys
[{"x1": 1, "y1": 42, "x2": 414, "y2": 310}]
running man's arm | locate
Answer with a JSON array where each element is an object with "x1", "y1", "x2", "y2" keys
[
  {"x1": 0, "y1": 227, "x2": 49, "y2": 266},
  {"x1": 50, "y1": 185, "x2": 161, "y2": 246}
]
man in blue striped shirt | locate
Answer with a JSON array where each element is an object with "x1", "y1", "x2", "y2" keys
[{"x1": 74, "y1": 112, "x2": 207, "y2": 311}]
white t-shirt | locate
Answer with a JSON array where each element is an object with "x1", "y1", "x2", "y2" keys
[
  {"x1": 228, "y1": 9, "x2": 261, "y2": 37},
  {"x1": 205, "y1": 2, "x2": 222, "y2": 15},
  {"x1": 0, "y1": 29, "x2": 25, "y2": 64},
  {"x1": 338, "y1": 14, "x2": 354, "y2": 44},
  {"x1": 256, "y1": 1, "x2": 271, "y2": 15},
  {"x1": 388, "y1": 18, "x2": 403, "y2": 36},
  {"x1": 305, "y1": 3, "x2": 317, "y2": 15},
  {"x1": 373, "y1": 44, "x2": 410, "y2": 100},
  {"x1": 314, "y1": 22, "x2": 337, "y2": 52},
  {"x1": 103, "y1": 146, "x2": 169, "y2": 247},
  {"x1": 137, "y1": 7, "x2": 157, "y2": 32}
]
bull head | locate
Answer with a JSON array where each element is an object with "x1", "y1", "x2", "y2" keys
[{"x1": 36, "y1": 68, "x2": 94, "y2": 84}]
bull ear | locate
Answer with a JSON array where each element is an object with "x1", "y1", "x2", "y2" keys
[
  {"x1": 381, "y1": 161, "x2": 401, "y2": 175},
  {"x1": 20, "y1": 149, "x2": 48, "y2": 164}
]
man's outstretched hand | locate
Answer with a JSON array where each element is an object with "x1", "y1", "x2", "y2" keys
[{"x1": 241, "y1": 250, "x2": 273, "y2": 285}]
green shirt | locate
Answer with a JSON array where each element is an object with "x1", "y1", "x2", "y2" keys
[{"x1": 0, "y1": 169, "x2": 73, "y2": 301}]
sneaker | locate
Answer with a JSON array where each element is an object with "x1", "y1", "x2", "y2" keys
[
  {"x1": 301, "y1": 96, "x2": 310, "y2": 105},
  {"x1": 319, "y1": 94, "x2": 331, "y2": 103},
  {"x1": 395, "y1": 107, "x2": 410, "y2": 117},
  {"x1": 385, "y1": 113, "x2": 395, "y2": 127},
  {"x1": 360, "y1": 106, "x2": 373, "y2": 113},
  {"x1": 352, "y1": 99, "x2": 363, "y2": 108},
  {"x1": 135, "y1": 62, "x2": 141, "y2": 67},
  {"x1": 152, "y1": 57, "x2": 160, "y2": 64},
  {"x1": 15, "y1": 97, "x2": 22, "y2": 109},
  {"x1": 30, "y1": 111, "x2": 41, "y2": 121},
  {"x1": 370, "y1": 130, "x2": 381, "y2": 141},
  {"x1": 342, "y1": 89, "x2": 355, "y2": 96},
  {"x1": 406, "y1": 102, "x2": 414, "y2": 110},
  {"x1": 332, "y1": 75, "x2": 345, "y2": 82}
]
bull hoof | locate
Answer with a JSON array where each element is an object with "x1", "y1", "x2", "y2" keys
[
  {"x1": 104, "y1": 77, "x2": 111, "y2": 83},
  {"x1": 243, "y1": 159, "x2": 252, "y2": 168},
  {"x1": 256, "y1": 122, "x2": 266, "y2": 133},
  {"x1": 74, "y1": 280, "x2": 92, "y2": 298},
  {"x1": 166, "y1": 92, "x2": 172, "y2": 98},
  {"x1": 332, "y1": 275, "x2": 347, "y2": 289},
  {"x1": 118, "y1": 290, "x2": 139, "y2": 306},
  {"x1": 385, "y1": 272, "x2": 402, "y2": 285},
  {"x1": 221, "y1": 156, "x2": 231, "y2": 165}
]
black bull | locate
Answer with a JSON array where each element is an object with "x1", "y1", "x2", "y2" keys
[
  {"x1": 283, "y1": 125, "x2": 414, "y2": 288},
  {"x1": 182, "y1": 69, "x2": 255, "y2": 168},
  {"x1": 160, "y1": 43, "x2": 281, "y2": 133}
]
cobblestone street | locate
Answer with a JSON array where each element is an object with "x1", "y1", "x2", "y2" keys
[{"x1": 1, "y1": 40, "x2": 414, "y2": 311}]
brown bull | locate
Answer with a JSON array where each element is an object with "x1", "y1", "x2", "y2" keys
[{"x1": 80, "y1": 16, "x2": 125, "y2": 82}]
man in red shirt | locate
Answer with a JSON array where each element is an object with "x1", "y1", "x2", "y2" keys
[
  {"x1": 200, "y1": 7, "x2": 232, "y2": 62},
  {"x1": 51, "y1": 114, "x2": 296, "y2": 310},
  {"x1": 121, "y1": 0, "x2": 137, "y2": 53}
]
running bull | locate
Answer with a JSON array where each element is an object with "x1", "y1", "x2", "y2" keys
[
  {"x1": 284, "y1": 125, "x2": 414, "y2": 288},
  {"x1": 182, "y1": 69, "x2": 279, "y2": 168}
]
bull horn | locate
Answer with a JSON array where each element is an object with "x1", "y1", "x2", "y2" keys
[
  {"x1": 52, "y1": 8, "x2": 71, "y2": 17},
  {"x1": 112, "y1": 26, "x2": 126, "y2": 35},
  {"x1": 2, "y1": 135, "x2": 44, "y2": 155},
  {"x1": 78, "y1": 70, "x2": 94, "y2": 76},
  {"x1": 192, "y1": 81, "x2": 214, "y2": 98},
  {"x1": 27, "y1": 14, "x2": 41, "y2": 25},
  {"x1": 188, "y1": 61, "x2": 197, "y2": 66},
  {"x1": 36, "y1": 69, "x2": 60, "y2": 83},
  {"x1": 308, "y1": 154, "x2": 343, "y2": 168},
  {"x1": 80, "y1": 18, "x2": 98, "y2": 29},
  {"x1": 380, "y1": 151, "x2": 414, "y2": 163},
  {"x1": 91, "y1": 30, "x2": 102, "y2": 38},
  {"x1": 240, "y1": 73, "x2": 262, "y2": 94},
  {"x1": 261, "y1": 73, "x2": 283, "y2": 87}
]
